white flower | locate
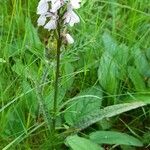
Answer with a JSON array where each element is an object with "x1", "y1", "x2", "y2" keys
[
  {"x1": 70, "y1": 0, "x2": 81, "y2": 9},
  {"x1": 37, "y1": 0, "x2": 49, "y2": 14},
  {"x1": 37, "y1": 12, "x2": 53, "y2": 26},
  {"x1": 50, "y1": 0, "x2": 62, "y2": 13},
  {"x1": 37, "y1": 15, "x2": 47, "y2": 26},
  {"x1": 64, "y1": 9, "x2": 80, "y2": 26},
  {"x1": 44, "y1": 18, "x2": 57, "y2": 30},
  {"x1": 65, "y1": 33, "x2": 74, "y2": 44},
  {"x1": 37, "y1": 0, "x2": 81, "y2": 44}
]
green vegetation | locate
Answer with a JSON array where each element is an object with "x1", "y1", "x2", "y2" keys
[{"x1": 0, "y1": 0, "x2": 150, "y2": 149}]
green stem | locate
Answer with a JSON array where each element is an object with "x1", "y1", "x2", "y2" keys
[{"x1": 53, "y1": 22, "x2": 61, "y2": 131}]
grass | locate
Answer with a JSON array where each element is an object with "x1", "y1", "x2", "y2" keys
[{"x1": 0, "y1": 0, "x2": 150, "y2": 149}]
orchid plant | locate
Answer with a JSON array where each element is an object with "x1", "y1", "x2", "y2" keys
[{"x1": 36, "y1": 0, "x2": 81, "y2": 144}]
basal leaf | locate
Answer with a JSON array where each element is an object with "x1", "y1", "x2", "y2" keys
[
  {"x1": 124, "y1": 94, "x2": 150, "y2": 104},
  {"x1": 45, "y1": 86, "x2": 67, "y2": 110},
  {"x1": 115, "y1": 44, "x2": 129, "y2": 80},
  {"x1": 132, "y1": 48, "x2": 150, "y2": 77},
  {"x1": 66, "y1": 135, "x2": 104, "y2": 150},
  {"x1": 22, "y1": 81, "x2": 38, "y2": 115},
  {"x1": 102, "y1": 32, "x2": 118, "y2": 56},
  {"x1": 128, "y1": 66, "x2": 146, "y2": 91},
  {"x1": 3, "y1": 104, "x2": 26, "y2": 137},
  {"x1": 64, "y1": 86, "x2": 103, "y2": 126},
  {"x1": 12, "y1": 60, "x2": 39, "y2": 80},
  {"x1": 90, "y1": 131, "x2": 143, "y2": 147},
  {"x1": 99, "y1": 33, "x2": 130, "y2": 94},
  {"x1": 74, "y1": 101, "x2": 147, "y2": 130},
  {"x1": 98, "y1": 51, "x2": 119, "y2": 94}
]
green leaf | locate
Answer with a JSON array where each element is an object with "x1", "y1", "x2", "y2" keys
[
  {"x1": 98, "y1": 119, "x2": 112, "y2": 130},
  {"x1": 12, "y1": 60, "x2": 39, "y2": 80},
  {"x1": 3, "y1": 104, "x2": 26, "y2": 137},
  {"x1": 132, "y1": 48, "x2": 150, "y2": 77},
  {"x1": 124, "y1": 94, "x2": 150, "y2": 104},
  {"x1": 45, "y1": 86, "x2": 67, "y2": 110},
  {"x1": 22, "y1": 81, "x2": 38, "y2": 115},
  {"x1": 128, "y1": 66, "x2": 146, "y2": 91},
  {"x1": 103, "y1": 32, "x2": 129, "y2": 68},
  {"x1": 12, "y1": 60, "x2": 25, "y2": 76},
  {"x1": 74, "y1": 101, "x2": 147, "y2": 130},
  {"x1": 98, "y1": 40, "x2": 130, "y2": 94},
  {"x1": 98, "y1": 51, "x2": 119, "y2": 94},
  {"x1": 115, "y1": 44, "x2": 129, "y2": 79},
  {"x1": 98, "y1": 32, "x2": 120, "y2": 94},
  {"x1": 66, "y1": 135, "x2": 104, "y2": 150},
  {"x1": 99, "y1": 33, "x2": 130, "y2": 94},
  {"x1": 64, "y1": 86, "x2": 103, "y2": 126},
  {"x1": 90, "y1": 131, "x2": 143, "y2": 147},
  {"x1": 102, "y1": 32, "x2": 118, "y2": 56}
]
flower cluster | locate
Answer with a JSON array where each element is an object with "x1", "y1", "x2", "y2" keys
[{"x1": 37, "y1": 0, "x2": 81, "y2": 44}]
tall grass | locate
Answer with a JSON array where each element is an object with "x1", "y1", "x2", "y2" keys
[{"x1": 0, "y1": 0, "x2": 150, "y2": 149}]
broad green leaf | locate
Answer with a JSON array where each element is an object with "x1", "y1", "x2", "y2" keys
[
  {"x1": 74, "y1": 101, "x2": 147, "y2": 130},
  {"x1": 99, "y1": 32, "x2": 119, "y2": 94},
  {"x1": 98, "y1": 119, "x2": 112, "y2": 130},
  {"x1": 132, "y1": 48, "x2": 150, "y2": 77},
  {"x1": 115, "y1": 44, "x2": 129, "y2": 79},
  {"x1": 3, "y1": 104, "x2": 26, "y2": 137},
  {"x1": 66, "y1": 135, "x2": 104, "y2": 150},
  {"x1": 12, "y1": 60, "x2": 25, "y2": 76},
  {"x1": 98, "y1": 51, "x2": 119, "y2": 94},
  {"x1": 102, "y1": 32, "x2": 118, "y2": 56},
  {"x1": 124, "y1": 94, "x2": 150, "y2": 105},
  {"x1": 64, "y1": 86, "x2": 103, "y2": 125},
  {"x1": 103, "y1": 32, "x2": 129, "y2": 68},
  {"x1": 12, "y1": 60, "x2": 39, "y2": 80},
  {"x1": 45, "y1": 86, "x2": 67, "y2": 110},
  {"x1": 99, "y1": 35, "x2": 130, "y2": 94},
  {"x1": 128, "y1": 66, "x2": 146, "y2": 91},
  {"x1": 90, "y1": 131, "x2": 143, "y2": 147},
  {"x1": 116, "y1": 44, "x2": 129, "y2": 66},
  {"x1": 22, "y1": 81, "x2": 38, "y2": 115}
]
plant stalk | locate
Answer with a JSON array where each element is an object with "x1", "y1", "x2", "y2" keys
[{"x1": 53, "y1": 22, "x2": 61, "y2": 131}]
